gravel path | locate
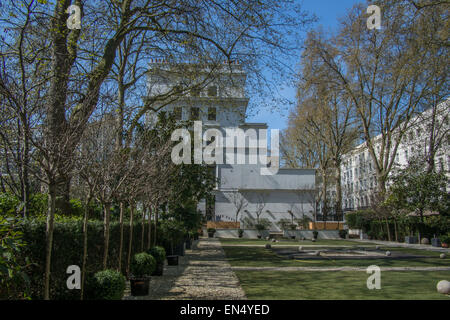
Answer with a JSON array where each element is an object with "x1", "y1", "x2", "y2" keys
[
  {"x1": 124, "y1": 238, "x2": 247, "y2": 300},
  {"x1": 230, "y1": 266, "x2": 450, "y2": 272}
]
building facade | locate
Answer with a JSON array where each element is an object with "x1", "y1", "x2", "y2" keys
[
  {"x1": 146, "y1": 60, "x2": 316, "y2": 231},
  {"x1": 341, "y1": 99, "x2": 450, "y2": 212}
]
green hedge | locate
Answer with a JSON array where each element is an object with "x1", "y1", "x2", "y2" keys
[{"x1": 9, "y1": 218, "x2": 166, "y2": 300}]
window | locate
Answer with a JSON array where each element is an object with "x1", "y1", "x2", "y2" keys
[
  {"x1": 173, "y1": 107, "x2": 182, "y2": 120},
  {"x1": 207, "y1": 86, "x2": 218, "y2": 97},
  {"x1": 190, "y1": 107, "x2": 200, "y2": 120},
  {"x1": 191, "y1": 88, "x2": 201, "y2": 97},
  {"x1": 208, "y1": 107, "x2": 217, "y2": 121}
]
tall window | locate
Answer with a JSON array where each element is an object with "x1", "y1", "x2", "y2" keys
[
  {"x1": 208, "y1": 107, "x2": 217, "y2": 121},
  {"x1": 173, "y1": 107, "x2": 182, "y2": 120},
  {"x1": 208, "y1": 86, "x2": 218, "y2": 97},
  {"x1": 191, "y1": 88, "x2": 201, "y2": 97},
  {"x1": 190, "y1": 107, "x2": 200, "y2": 120}
]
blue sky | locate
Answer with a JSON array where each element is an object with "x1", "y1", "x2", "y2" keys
[{"x1": 246, "y1": 0, "x2": 361, "y2": 131}]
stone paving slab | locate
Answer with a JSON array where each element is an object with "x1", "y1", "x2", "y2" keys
[
  {"x1": 351, "y1": 239, "x2": 450, "y2": 252},
  {"x1": 230, "y1": 266, "x2": 450, "y2": 272},
  {"x1": 124, "y1": 238, "x2": 247, "y2": 300}
]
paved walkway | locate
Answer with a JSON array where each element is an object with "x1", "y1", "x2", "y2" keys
[
  {"x1": 124, "y1": 238, "x2": 247, "y2": 300},
  {"x1": 351, "y1": 239, "x2": 450, "y2": 253},
  {"x1": 230, "y1": 266, "x2": 450, "y2": 272}
]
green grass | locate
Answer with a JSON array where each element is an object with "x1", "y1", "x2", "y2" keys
[
  {"x1": 235, "y1": 270, "x2": 450, "y2": 300},
  {"x1": 220, "y1": 238, "x2": 373, "y2": 246},
  {"x1": 222, "y1": 246, "x2": 450, "y2": 268}
]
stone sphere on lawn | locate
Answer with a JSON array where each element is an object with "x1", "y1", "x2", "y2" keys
[
  {"x1": 375, "y1": 245, "x2": 381, "y2": 250},
  {"x1": 385, "y1": 251, "x2": 391, "y2": 256},
  {"x1": 314, "y1": 251, "x2": 321, "y2": 256},
  {"x1": 271, "y1": 238, "x2": 277, "y2": 243},
  {"x1": 298, "y1": 246, "x2": 303, "y2": 252},
  {"x1": 421, "y1": 238, "x2": 430, "y2": 245},
  {"x1": 265, "y1": 244, "x2": 271, "y2": 249},
  {"x1": 311, "y1": 238, "x2": 316, "y2": 242},
  {"x1": 440, "y1": 253, "x2": 446, "y2": 259},
  {"x1": 436, "y1": 280, "x2": 450, "y2": 294}
]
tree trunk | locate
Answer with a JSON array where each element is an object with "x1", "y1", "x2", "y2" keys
[
  {"x1": 81, "y1": 194, "x2": 92, "y2": 300},
  {"x1": 385, "y1": 217, "x2": 391, "y2": 242},
  {"x1": 127, "y1": 204, "x2": 135, "y2": 274},
  {"x1": 141, "y1": 206, "x2": 146, "y2": 252},
  {"x1": 153, "y1": 204, "x2": 158, "y2": 246},
  {"x1": 103, "y1": 204, "x2": 111, "y2": 269},
  {"x1": 394, "y1": 218, "x2": 398, "y2": 242},
  {"x1": 147, "y1": 206, "x2": 152, "y2": 250},
  {"x1": 44, "y1": 182, "x2": 56, "y2": 300},
  {"x1": 118, "y1": 202, "x2": 124, "y2": 272},
  {"x1": 335, "y1": 162, "x2": 343, "y2": 230}
]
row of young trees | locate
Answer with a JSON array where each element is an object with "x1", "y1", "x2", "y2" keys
[
  {"x1": 282, "y1": 0, "x2": 449, "y2": 220},
  {"x1": 0, "y1": 0, "x2": 316, "y2": 299}
]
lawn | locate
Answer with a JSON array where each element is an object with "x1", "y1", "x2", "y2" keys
[
  {"x1": 235, "y1": 270, "x2": 450, "y2": 300},
  {"x1": 222, "y1": 246, "x2": 450, "y2": 268},
  {"x1": 220, "y1": 238, "x2": 373, "y2": 246}
]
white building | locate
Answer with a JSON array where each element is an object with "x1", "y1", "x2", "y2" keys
[
  {"x1": 146, "y1": 60, "x2": 316, "y2": 230},
  {"x1": 341, "y1": 99, "x2": 450, "y2": 212}
]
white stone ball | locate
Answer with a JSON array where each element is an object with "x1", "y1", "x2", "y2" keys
[
  {"x1": 315, "y1": 251, "x2": 321, "y2": 256},
  {"x1": 298, "y1": 246, "x2": 303, "y2": 252},
  {"x1": 436, "y1": 280, "x2": 450, "y2": 294},
  {"x1": 266, "y1": 237, "x2": 270, "y2": 241},
  {"x1": 421, "y1": 238, "x2": 430, "y2": 245},
  {"x1": 265, "y1": 244, "x2": 271, "y2": 249},
  {"x1": 385, "y1": 251, "x2": 391, "y2": 256},
  {"x1": 271, "y1": 238, "x2": 276, "y2": 243},
  {"x1": 440, "y1": 253, "x2": 446, "y2": 259},
  {"x1": 311, "y1": 239, "x2": 316, "y2": 242},
  {"x1": 376, "y1": 245, "x2": 381, "y2": 250}
]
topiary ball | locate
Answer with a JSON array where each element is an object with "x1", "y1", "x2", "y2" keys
[
  {"x1": 130, "y1": 252, "x2": 156, "y2": 278},
  {"x1": 148, "y1": 246, "x2": 166, "y2": 265},
  {"x1": 88, "y1": 269, "x2": 126, "y2": 300},
  {"x1": 436, "y1": 280, "x2": 450, "y2": 294}
]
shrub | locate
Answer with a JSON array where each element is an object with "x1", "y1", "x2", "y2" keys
[
  {"x1": 87, "y1": 269, "x2": 125, "y2": 300},
  {"x1": 313, "y1": 230, "x2": 319, "y2": 239},
  {"x1": 339, "y1": 230, "x2": 348, "y2": 239},
  {"x1": 130, "y1": 253, "x2": 156, "y2": 278},
  {"x1": 147, "y1": 246, "x2": 166, "y2": 265},
  {"x1": 440, "y1": 234, "x2": 450, "y2": 244},
  {"x1": 11, "y1": 217, "x2": 163, "y2": 300},
  {"x1": 238, "y1": 229, "x2": 244, "y2": 237},
  {"x1": 0, "y1": 193, "x2": 20, "y2": 215},
  {"x1": 207, "y1": 228, "x2": 216, "y2": 233}
]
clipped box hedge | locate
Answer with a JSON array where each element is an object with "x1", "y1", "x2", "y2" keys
[{"x1": 13, "y1": 219, "x2": 163, "y2": 300}]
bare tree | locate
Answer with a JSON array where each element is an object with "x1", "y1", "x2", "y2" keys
[{"x1": 228, "y1": 192, "x2": 248, "y2": 223}]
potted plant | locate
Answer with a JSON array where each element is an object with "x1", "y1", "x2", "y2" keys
[
  {"x1": 207, "y1": 228, "x2": 216, "y2": 238},
  {"x1": 339, "y1": 229, "x2": 348, "y2": 239},
  {"x1": 238, "y1": 229, "x2": 244, "y2": 238},
  {"x1": 86, "y1": 269, "x2": 126, "y2": 300},
  {"x1": 129, "y1": 252, "x2": 156, "y2": 296},
  {"x1": 405, "y1": 234, "x2": 418, "y2": 244},
  {"x1": 432, "y1": 235, "x2": 441, "y2": 247},
  {"x1": 313, "y1": 230, "x2": 318, "y2": 240},
  {"x1": 185, "y1": 233, "x2": 192, "y2": 250},
  {"x1": 161, "y1": 219, "x2": 184, "y2": 266},
  {"x1": 441, "y1": 234, "x2": 450, "y2": 248},
  {"x1": 256, "y1": 224, "x2": 266, "y2": 239},
  {"x1": 148, "y1": 246, "x2": 166, "y2": 276}
]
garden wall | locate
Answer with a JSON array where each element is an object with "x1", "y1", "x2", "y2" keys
[{"x1": 213, "y1": 229, "x2": 340, "y2": 239}]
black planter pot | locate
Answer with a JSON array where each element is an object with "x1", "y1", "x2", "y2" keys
[
  {"x1": 193, "y1": 234, "x2": 199, "y2": 240},
  {"x1": 405, "y1": 236, "x2": 418, "y2": 244},
  {"x1": 167, "y1": 255, "x2": 179, "y2": 266},
  {"x1": 257, "y1": 235, "x2": 262, "y2": 239},
  {"x1": 208, "y1": 232, "x2": 215, "y2": 238},
  {"x1": 173, "y1": 243, "x2": 185, "y2": 256},
  {"x1": 130, "y1": 278, "x2": 150, "y2": 296},
  {"x1": 152, "y1": 262, "x2": 164, "y2": 276},
  {"x1": 185, "y1": 239, "x2": 192, "y2": 250},
  {"x1": 432, "y1": 238, "x2": 441, "y2": 247},
  {"x1": 291, "y1": 236, "x2": 296, "y2": 240}
]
